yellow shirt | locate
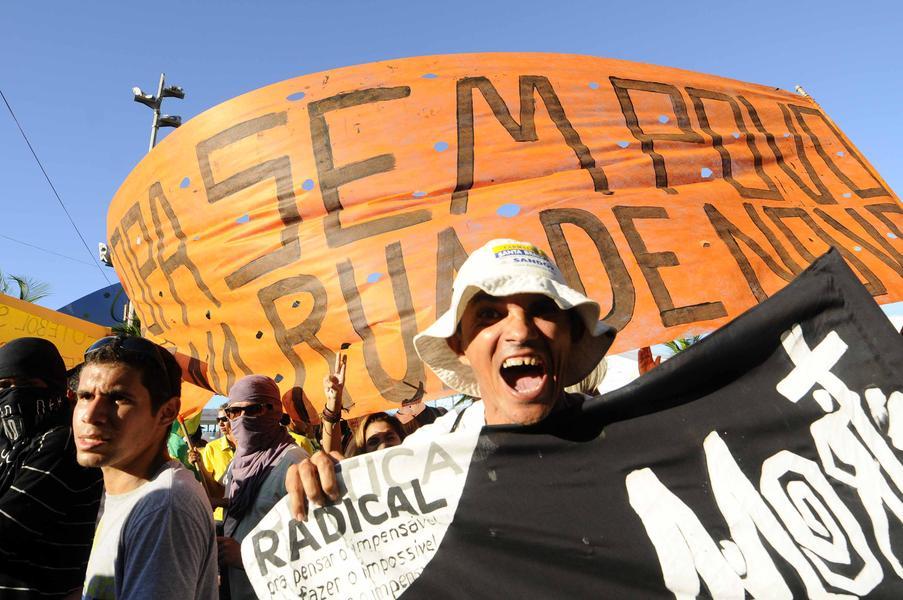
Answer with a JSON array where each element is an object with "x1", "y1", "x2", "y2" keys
[
  {"x1": 200, "y1": 436, "x2": 234, "y2": 522},
  {"x1": 288, "y1": 431, "x2": 316, "y2": 456},
  {"x1": 200, "y1": 436, "x2": 235, "y2": 481}
]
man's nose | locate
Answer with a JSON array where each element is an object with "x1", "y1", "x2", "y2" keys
[
  {"x1": 78, "y1": 398, "x2": 109, "y2": 425},
  {"x1": 502, "y1": 306, "x2": 537, "y2": 343}
]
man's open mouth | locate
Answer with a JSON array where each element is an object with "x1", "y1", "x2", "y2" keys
[{"x1": 500, "y1": 356, "x2": 547, "y2": 394}]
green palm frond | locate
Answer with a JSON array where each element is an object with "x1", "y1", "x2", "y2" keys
[
  {"x1": 664, "y1": 335, "x2": 701, "y2": 355},
  {"x1": 1, "y1": 272, "x2": 52, "y2": 302},
  {"x1": 112, "y1": 317, "x2": 143, "y2": 337}
]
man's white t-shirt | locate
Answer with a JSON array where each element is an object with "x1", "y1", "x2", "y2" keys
[
  {"x1": 405, "y1": 400, "x2": 485, "y2": 443},
  {"x1": 82, "y1": 461, "x2": 217, "y2": 600}
]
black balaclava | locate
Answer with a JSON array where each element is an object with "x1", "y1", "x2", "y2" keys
[{"x1": 0, "y1": 338, "x2": 70, "y2": 493}]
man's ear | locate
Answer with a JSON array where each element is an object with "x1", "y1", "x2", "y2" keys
[
  {"x1": 157, "y1": 396, "x2": 180, "y2": 429},
  {"x1": 446, "y1": 335, "x2": 470, "y2": 366}
]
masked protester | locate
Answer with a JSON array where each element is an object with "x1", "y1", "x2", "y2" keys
[
  {"x1": 0, "y1": 337, "x2": 103, "y2": 599},
  {"x1": 218, "y1": 375, "x2": 309, "y2": 599}
]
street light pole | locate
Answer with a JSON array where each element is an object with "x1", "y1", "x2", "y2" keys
[
  {"x1": 148, "y1": 72, "x2": 166, "y2": 151},
  {"x1": 122, "y1": 72, "x2": 186, "y2": 330}
]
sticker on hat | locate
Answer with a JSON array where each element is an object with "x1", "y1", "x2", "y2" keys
[{"x1": 490, "y1": 243, "x2": 556, "y2": 272}]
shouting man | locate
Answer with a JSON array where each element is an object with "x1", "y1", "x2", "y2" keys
[
  {"x1": 75, "y1": 336, "x2": 217, "y2": 600},
  {"x1": 286, "y1": 238, "x2": 615, "y2": 518}
]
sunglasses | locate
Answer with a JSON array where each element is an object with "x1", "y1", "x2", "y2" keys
[
  {"x1": 84, "y1": 335, "x2": 172, "y2": 396},
  {"x1": 223, "y1": 403, "x2": 272, "y2": 420},
  {"x1": 216, "y1": 416, "x2": 229, "y2": 425}
]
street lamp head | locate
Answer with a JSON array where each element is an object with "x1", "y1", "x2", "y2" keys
[
  {"x1": 158, "y1": 114, "x2": 182, "y2": 128},
  {"x1": 162, "y1": 85, "x2": 185, "y2": 100},
  {"x1": 132, "y1": 87, "x2": 158, "y2": 109}
]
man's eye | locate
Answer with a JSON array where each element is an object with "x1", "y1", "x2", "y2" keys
[{"x1": 477, "y1": 308, "x2": 502, "y2": 320}]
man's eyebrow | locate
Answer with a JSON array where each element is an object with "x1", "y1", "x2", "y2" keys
[{"x1": 76, "y1": 386, "x2": 135, "y2": 398}]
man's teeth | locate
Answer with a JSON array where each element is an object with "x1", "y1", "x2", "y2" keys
[{"x1": 502, "y1": 357, "x2": 543, "y2": 369}]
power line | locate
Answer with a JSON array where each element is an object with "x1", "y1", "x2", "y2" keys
[
  {"x1": 0, "y1": 234, "x2": 97, "y2": 267},
  {"x1": 0, "y1": 88, "x2": 111, "y2": 284}
]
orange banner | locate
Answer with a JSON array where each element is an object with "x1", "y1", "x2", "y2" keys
[{"x1": 107, "y1": 53, "x2": 902, "y2": 422}]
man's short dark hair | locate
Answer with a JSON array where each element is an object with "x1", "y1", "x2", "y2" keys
[{"x1": 83, "y1": 340, "x2": 182, "y2": 412}]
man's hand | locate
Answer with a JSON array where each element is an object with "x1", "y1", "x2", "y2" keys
[
  {"x1": 638, "y1": 346, "x2": 661, "y2": 375},
  {"x1": 217, "y1": 536, "x2": 243, "y2": 568},
  {"x1": 285, "y1": 450, "x2": 345, "y2": 521},
  {"x1": 187, "y1": 448, "x2": 201, "y2": 465}
]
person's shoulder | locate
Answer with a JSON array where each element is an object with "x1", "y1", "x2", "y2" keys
[
  {"x1": 139, "y1": 462, "x2": 207, "y2": 508},
  {"x1": 127, "y1": 462, "x2": 212, "y2": 527},
  {"x1": 168, "y1": 461, "x2": 211, "y2": 499}
]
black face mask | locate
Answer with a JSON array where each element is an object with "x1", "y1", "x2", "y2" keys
[{"x1": 0, "y1": 386, "x2": 66, "y2": 444}]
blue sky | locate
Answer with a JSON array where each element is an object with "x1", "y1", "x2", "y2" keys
[{"x1": 2, "y1": 0, "x2": 901, "y2": 316}]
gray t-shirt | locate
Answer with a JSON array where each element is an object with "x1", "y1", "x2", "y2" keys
[{"x1": 82, "y1": 461, "x2": 217, "y2": 600}]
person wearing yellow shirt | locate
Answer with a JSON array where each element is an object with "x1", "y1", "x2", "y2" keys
[
  {"x1": 188, "y1": 404, "x2": 235, "y2": 521},
  {"x1": 287, "y1": 416, "x2": 317, "y2": 456}
]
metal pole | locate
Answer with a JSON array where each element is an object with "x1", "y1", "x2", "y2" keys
[{"x1": 148, "y1": 72, "x2": 165, "y2": 152}]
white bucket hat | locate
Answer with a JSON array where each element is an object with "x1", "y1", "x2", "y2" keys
[{"x1": 414, "y1": 239, "x2": 616, "y2": 397}]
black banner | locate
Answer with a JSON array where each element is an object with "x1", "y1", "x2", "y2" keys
[{"x1": 405, "y1": 249, "x2": 903, "y2": 598}]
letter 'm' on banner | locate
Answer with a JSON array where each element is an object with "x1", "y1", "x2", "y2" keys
[{"x1": 451, "y1": 75, "x2": 609, "y2": 214}]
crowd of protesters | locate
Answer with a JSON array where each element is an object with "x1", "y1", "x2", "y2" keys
[{"x1": 0, "y1": 237, "x2": 646, "y2": 599}]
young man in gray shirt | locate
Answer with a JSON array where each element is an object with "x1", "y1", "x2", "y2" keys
[{"x1": 74, "y1": 336, "x2": 217, "y2": 600}]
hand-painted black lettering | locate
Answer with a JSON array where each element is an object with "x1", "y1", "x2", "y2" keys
[
  {"x1": 147, "y1": 183, "x2": 221, "y2": 328},
  {"x1": 790, "y1": 104, "x2": 891, "y2": 199},
  {"x1": 685, "y1": 88, "x2": 781, "y2": 200},
  {"x1": 540, "y1": 208, "x2": 635, "y2": 331},
  {"x1": 614, "y1": 206, "x2": 727, "y2": 326},
  {"x1": 308, "y1": 87, "x2": 431, "y2": 247},
  {"x1": 452, "y1": 75, "x2": 609, "y2": 214},
  {"x1": 738, "y1": 96, "x2": 833, "y2": 205},
  {"x1": 610, "y1": 78, "x2": 704, "y2": 194},
  {"x1": 337, "y1": 242, "x2": 425, "y2": 402},
  {"x1": 257, "y1": 274, "x2": 336, "y2": 400},
  {"x1": 763, "y1": 206, "x2": 885, "y2": 296},
  {"x1": 196, "y1": 112, "x2": 302, "y2": 288},
  {"x1": 435, "y1": 227, "x2": 468, "y2": 318},
  {"x1": 704, "y1": 203, "x2": 800, "y2": 302}
]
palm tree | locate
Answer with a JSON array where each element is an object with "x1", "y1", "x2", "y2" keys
[
  {"x1": 664, "y1": 335, "x2": 701, "y2": 356},
  {"x1": 112, "y1": 317, "x2": 143, "y2": 337},
  {"x1": 0, "y1": 270, "x2": 51, "y2": 302}
]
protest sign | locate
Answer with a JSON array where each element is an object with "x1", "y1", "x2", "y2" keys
[
  {"x1": 243, "y1": 250, "x2": 903, "y2": 598},
  {"x1": 106, "y1": 53, "x2": 902, "y2": 420},
  {"x1": 0, "y1": 294, "x2": 110, "y2": 368}
]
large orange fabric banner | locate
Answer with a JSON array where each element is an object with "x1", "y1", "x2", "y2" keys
[{"x1": 107, "y1": 53, "x2": 902, "y2": 422}]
